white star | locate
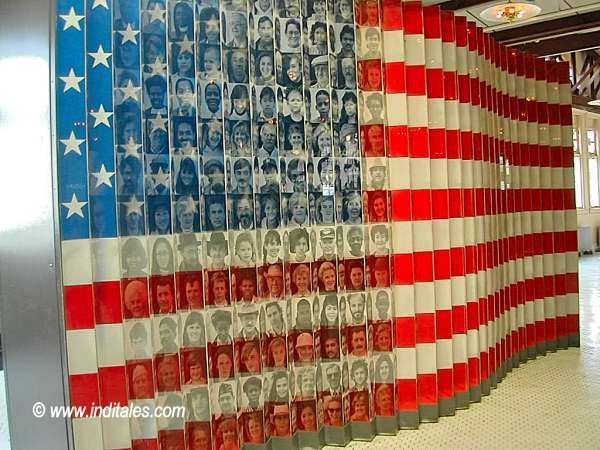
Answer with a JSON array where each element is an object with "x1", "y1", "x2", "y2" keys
[
  {"x1": 60, "y1": 7, "x2": 84, "y2": 31},
  {"x1": 59, "y1": 68, "x2": 84, "y2": 93},
  {"x1": 180, "y1": 142, "x2": 196, "y2": 155},
  {"x1": 178, "y1": 35, "x2": 194, "y2": 54},
  {"x1": 118, "y1": 23, "x2": 139, "y2": 45},
  {"x1": 122, "y1": 137, "x2": 142, "y2": 158},
  {"x1": 120, "y1": 80, "x2": 140, "y2": 101},
  {"x1": 148, "y1": 57, "x2": 166, "y2": 76},
  {"x1": 91, "y1": 164, "x2": 115, "y2": 188},
  {"x1": 149, "y1": 114, "x2": 167, "y2": 132},
  {"x1": 153, "y1": 167, "x2": 169, "y2": 189},
  {"x1": 89, "y1": 104, "x2": 113, "y2": 128},
  {"x1": 149, "y1": 3, "x2": 165, "y2": 23},
  {"x1": 124, "y1": 195, "x2": 144, "y2": 216},
  {"x1": 92, "y1": 0, "x2": 109, "y2": 9},
  {"x1": 62, "y1": 193, "x2": 87, "y2": 219},
  {"x1": 60, "y1": 131, "x2": 85, "y2": 156},
  {"x1": 89, "y1": 45, "x2": 112, "y2": 68}
]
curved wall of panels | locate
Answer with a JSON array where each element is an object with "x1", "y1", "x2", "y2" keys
[{"x1": 54, "y1": 0, "x2": 580, "y2": 448}]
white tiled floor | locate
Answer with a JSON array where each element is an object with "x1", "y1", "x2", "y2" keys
[
  {"x1": 0, "y1": 256, "x2": 598, "y2": 450},
  {"x1": 345, "y1": 254, "x2": 600, "y2": 450}
]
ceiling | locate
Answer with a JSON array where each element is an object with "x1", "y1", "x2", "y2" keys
[
  {"x1": 449, "y1": 0, "x2": 600, "y2": 30},
  {"x1": 423, "y1": 0, "x2": 600, "y2": 55}
]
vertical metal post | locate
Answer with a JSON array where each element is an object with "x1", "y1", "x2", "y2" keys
[{"x1": 0, "y1": 0, "x2": 72, "y2": 448}]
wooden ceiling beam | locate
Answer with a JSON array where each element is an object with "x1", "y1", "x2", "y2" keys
[
  {"x1": 493, "y1": 10, "x2": 600, "y2": 45},
  {"x1": 512, "y1": 31, "x2": 600, "y2": 56},
  {"x1": 572, "y1": 94, "x2": 600, "y2": 115}
]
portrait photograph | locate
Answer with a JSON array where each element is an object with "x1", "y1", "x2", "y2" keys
[
  {"x1": 155, "y1": 353, "x2": 182, "y2": 392},
  {"x1": 209, "y1": 344, "x2": 235, "y2": 380},
  {"x1": 180, "y1": 347, "x2": 208, "y2": 386},
  {"x1": 152, "y1": 314, "x2": 179, "y2": 354},
  {"x1": 371, "y1": 288, "x2": 392, "y2": 321},
  {"x1": 176, "y1": 269, "x2": 203, "y2": 308},
  {"x1": 232, "y1": 266, "x2": 258, "y2": 302},
  {"x1": 150, "y1": 274, "x2": 176, "y2": 314},
  {"x1": 207, "y1": 308, "x2": 233, "y2": 345},
  {"x1": 122, "y1": 277, "x2": 150, "y2": 319},
  {"x1": 360, "y1": 123, "x2": 385, "y2": 157},
  {"x1": 127, "y1": 359, "x2": 155, "y2": 400},
  {"x1": 125, "y1": 319, "x2": 152, "y2": 360}
]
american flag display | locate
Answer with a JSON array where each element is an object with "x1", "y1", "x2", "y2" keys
[{"x1": 55, "y1": 0, "x2": 579, "y2": 448}]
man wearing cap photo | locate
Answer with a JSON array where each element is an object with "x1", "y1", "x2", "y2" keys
[
  {"x1": 238, "y1": 304, "x2": 260, "y2": 340},
  {"x1": 264, "y1": 264, "x2": 284, "y2": 299},
  {"x1": 207, "y1": 232, "x2": 228, "y2": 269},
  {"x1": 217, "y1": 382, "x2": 237, "y2": 417},
  {"x1": 368, "y1": 161, "x2": 387, "y2": 190},
  {"x1": 318, "y1": 228, "x2": 337, "y2": 260},
  {"x1": 271, "y1": 404, "x2": 290, "y2": 437},
  {"x1": 310, "y1": 55, "x2": 329, "y2": 88},
  {"x1": 295, "y1": 332, "x2": 314, "y2": 363},
  {"x1": 178, "y1": 233, "x2": 202, "y2": 271}
]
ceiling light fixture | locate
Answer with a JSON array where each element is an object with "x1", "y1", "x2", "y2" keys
[{"x1": 480, "y1": 0, "x2": 541, "y2": 23}]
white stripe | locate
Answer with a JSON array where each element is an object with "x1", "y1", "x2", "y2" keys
[
  {"x1": 437, "y1": 338, "x2": 453, "y2": 369},
  {"x1": 395, "y1": 347, "x2": 417, "y2": 378},
  {"x1": 407, "y1": 95, "x2": 428, "y2": 127},
  {"x1": 96, "y1": 323, "x2": 125, "y2": 367},
  {"x1": 62, "y1": 239, "x2": 93, "y2": 286},
  {"x1": 391, "y1": 221, "x2": 413, "y2": 254},
  {"x1": 404, "y1": 34, "x2": 425, "y2": 66},
  {"x1": 67, "y1": 329, "x2": 98, "y2": 375},
  {"x1": 73, "y1": 417, "x2": 104, "y2": 450},
  {"x1": 415, "y1": 281, "x2": 436, "y2": 313},
  {"x1": 102, "y1": 416, "x2": 131, "y2": 449},
  {"x1": 386, "y1": 92, "x2": 408, "y2": 127},
  {"x1": 416, "y1": 342, "x2": 437, "y2": 373},
  {"x1": 392, "y1": 284, "x2": 415, "y2": 317},
  {"x1": 383, "y1": 30, "x2": 405, "y2": 62},
  {"x1": 91, "y1": 238, "x2": 120, "y2": 282}
]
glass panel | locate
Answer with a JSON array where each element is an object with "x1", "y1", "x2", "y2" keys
[
  {"x1": 574, "y1": 156, "x2": 584, "y2": 208},
  {"x1": 589, "y1": 158, "x2": 599, "y2": 207},
  {"x1": 587, "y1": 129, "x2": 597, "y2": 155},
  {"x1": 572, "y1": 128, "x2": 579, "y2": 153}
]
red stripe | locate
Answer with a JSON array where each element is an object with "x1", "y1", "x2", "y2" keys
[{"x1": 65, "y1": 284, "x2": 95, "y2": 330}]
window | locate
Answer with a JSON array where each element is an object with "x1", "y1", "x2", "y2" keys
[
  {"x1": 573, "y1": 123, "x2": 584, "y2": 208},
  {"x1": 587, "y1": 122, "x2": 600, "y2": 207}
]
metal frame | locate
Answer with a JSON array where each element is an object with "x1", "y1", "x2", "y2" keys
[{"x1": 0, "y1": 0, "x2": 72, "y2": 448}]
